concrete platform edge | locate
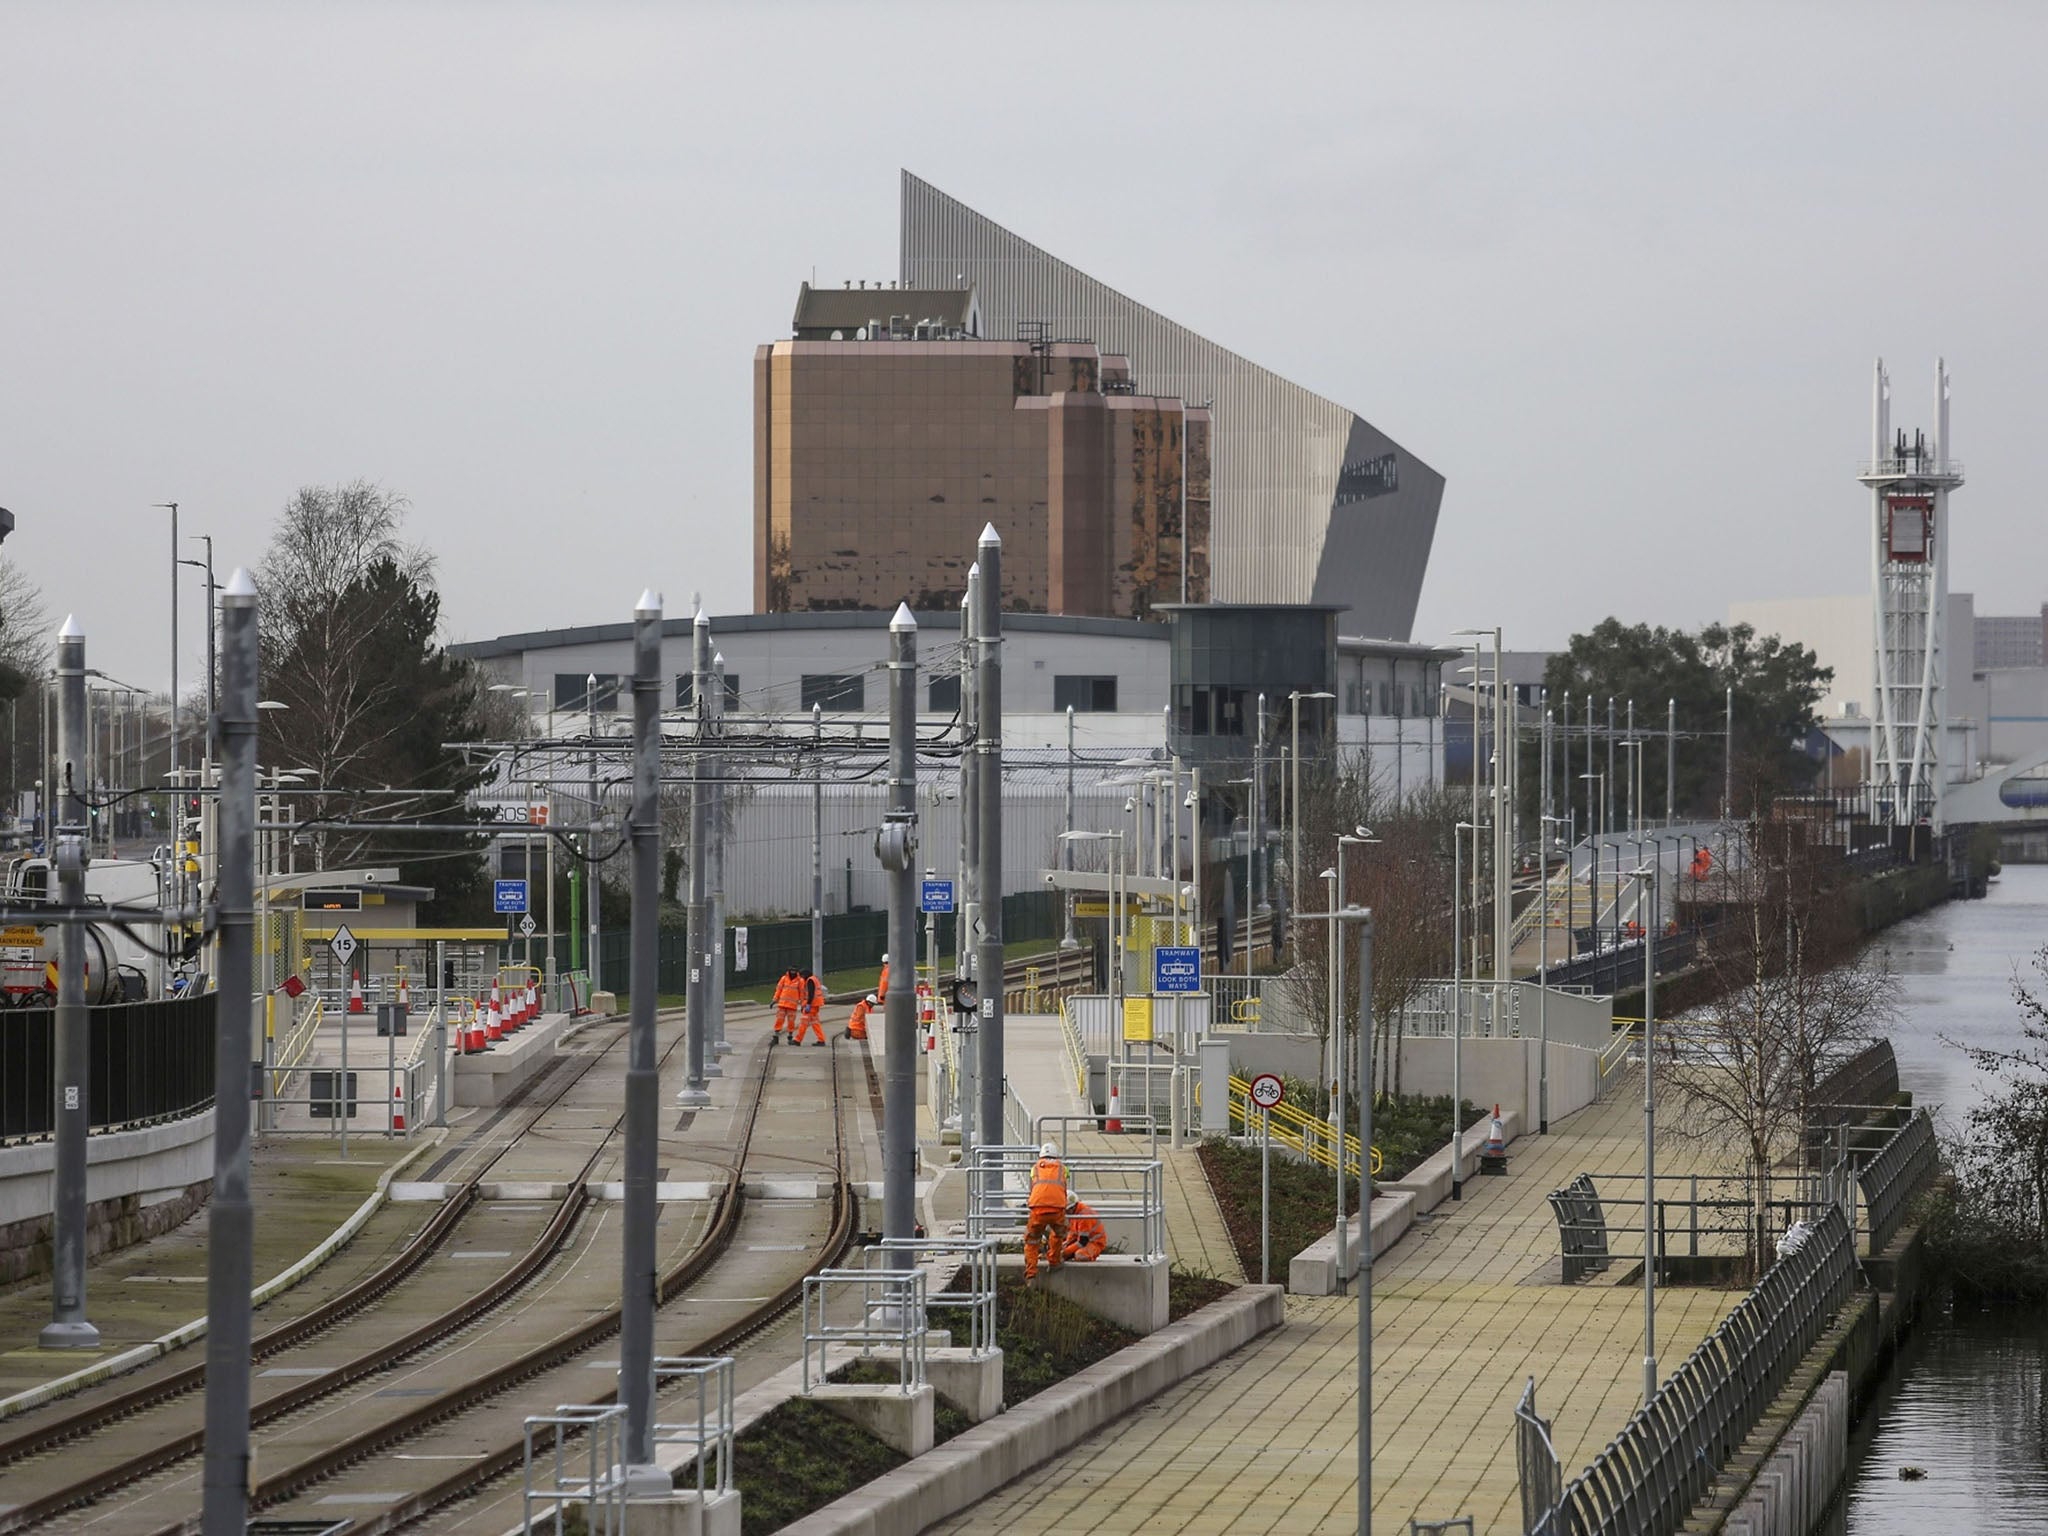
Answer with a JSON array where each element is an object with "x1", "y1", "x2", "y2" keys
[
  {"x1": 774, "y1": 1283, "x2": 1285, "y2": 1536},
  {"x1": 0, "y1": 1130, "x2": 442, "y2": 1422}
]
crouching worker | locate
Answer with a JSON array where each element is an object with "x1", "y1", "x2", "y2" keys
[
  {"x1": 844, "y1": 993, "x2": 877, "y2": 1041},
  {"x1": 1023, "y1": 1142, "x2": 1068, "y2": 1280},
  {"x1": 1062, "y1": 1194, "x2": 1107, "y2": 1263}
]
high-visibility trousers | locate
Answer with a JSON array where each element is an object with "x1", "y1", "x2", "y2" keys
[
  {"x1": 791, "y1": 1012, "x2": 826, "y2": 1045},
  {"x1": 1023, "y1": 1209, "x2": 1068, "y2": 1278},
  {"x1": 774, "y1": 1006, "x2": 796, "y2": 1035}
]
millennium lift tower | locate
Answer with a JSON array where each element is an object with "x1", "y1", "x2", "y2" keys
[{"x1": 1860, "y1": 359, "x2": 1962, "y2": 832}]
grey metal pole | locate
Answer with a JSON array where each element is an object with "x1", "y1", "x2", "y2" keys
[
  {"x1": 1626, "y1": 698, "x2": 1636, "y2": 834},
  {"x1": 587, "y1": 673, "x2": 600, "y2": 993},
  {"x1": 1330, "y1": 872, "x2": 1345, "y2": 1286},
  {"x1": 1353, "y1": 908, "x2": 1375, "y2": 1535},
  {"x1": 707, "y1": 652, "x2": 727, "y2": 1076},
  {"x1": 1451, "y1": 826, "x2": 1464, "y2": 1201},
  {"x1": 620, "y1": 591, "x2": 664, "y2": 1475},
  {"x1": 42, "y1": 616, "x2": 98, "y2": 1351},
  {"x1": 434, "y1": 938, "x2": 448, "y2": 1127},
  {"x1": 811, "y1": 702, "x2": 824, "y2": 981},
  {"x1": 679, "y1": 613, "x2": 710, "y2": 1107},
  {"x1": 1060, "y1": 704, "x2": 1077, "y2": 951},
  {"x1": 1642, "y1": 860, "x2": 1659, "y2": 1403},
  {"x1": 974, "y1": 526, "x2": 1005, "y2": 1179},
  {"x1": 1606, "y1": 697, "x2": 1616, "y2": 836},
  {"x1": 1261, "y1": 1106, "x2": 1271, "y2": 1285},
  {"x1": 1724, "y1": 684, "x2": 1734, "y2": 821},
  {"x1": 1666, "y1": 698, "x2": 1677, "y2": 827},
  {"x1": 959, "y1": 574, "x2": 978, "y2": 988},
  {"x1": 198, "y1": 569, "x2": 256, "y2": 1533},
  {"x1": 883, "y1": 605, "x2": 919, "y2": 1255},
  {"x1": 1253, "y1": 693, "x2": 1268, "y2": 916},
  {"x1": 1540, "y1": 714, "x2": 1552, "y2": 1136}
]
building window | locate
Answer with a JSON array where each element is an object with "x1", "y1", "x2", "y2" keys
[
  {"x1": 802, "y1": 673, "x2": 866, "y2": 711},
  {"x1": 557, "y1": 673, "x2": 620, "y2": 712},
  {"x1": 929, "y1": 674, "x2": 961, "y2": 712},
  {"x1": 1054, "y1": 675, "x2": 1118, "y2": 713}
]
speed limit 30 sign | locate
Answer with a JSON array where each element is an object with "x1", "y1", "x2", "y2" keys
[{"x1": 1249, "y1": 1073, "x2": 1285, "y2": 1111}]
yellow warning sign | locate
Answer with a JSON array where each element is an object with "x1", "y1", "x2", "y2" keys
[
  {"x1": 1074, "y1": 900, "x2": 1145, "y2": 917},
  {"x1": 0, "y1": 925, "x2": 43, "y2": 947},
  {"x1": 1121, "y1": 996, "x2": 1154, "y2": 1043}
]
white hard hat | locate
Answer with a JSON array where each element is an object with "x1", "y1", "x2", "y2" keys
[
  {"x1": 866, "y1": 993, "x2": 878, "y2": 1005},
  {"x1": 882, "y1": 952, "x2": 891, "y2": 963},
  {"x1": 1041, "y1": 1142, "x2": 1059, "y2": 1159}
]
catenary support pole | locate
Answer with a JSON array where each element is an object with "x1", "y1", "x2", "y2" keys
[
  {"x1": 883, "y1": 605, "x2": 919, "y2": 1256},
  {"x1": 434, "y1": 938, "x2": 448, "y2": 1127},
  {"x1": 959, "y1": 574, "x2": 978, "y2": 988},
  {"x1": 707, "y1": 651, "x2": 727, "y2": 1074},
  {"x1": 42, "y1": 616, "x2": 98, "y2": 1351},
  {"x1": 811, "y1": 702, "x2": 824, "y2": 982},
  {"x1": 1724, "y1": 684, "x2": 1734, "y2": 821},
  {"x1": 1451, "y1": 824, "x2": 1466, "y2": 1200},
  {"x1": 679, "y1": 611, "x2": 711, "y2": 1107},
  {"x1": 620, "y1": 591, "x2": 665, "y2": 1476},
  {"x1": 1642, "y1": 859, "x2": 1659, "y2": 1403},
  {"x1": 1666, "y1": 697, "x2": 1677, "y2": 827},
  {"x1": 198, "y1": 570, "x2": 256, "y2": 1532},
  {"x1": 974, "y1": 527, "x2": 1005, "y2": 1185}
]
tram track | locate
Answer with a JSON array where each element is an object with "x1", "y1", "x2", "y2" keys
[
  {"x1": 4, "y1": 1025, "x2": 855, "y2": 1535},
  {"x1": 0, "y1": 1012, "x2": 683, "y2": 1531}
]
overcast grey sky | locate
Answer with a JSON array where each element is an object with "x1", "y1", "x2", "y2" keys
[{"x1": 6, "y1": 2, "x2": 2045, "y2": 694}]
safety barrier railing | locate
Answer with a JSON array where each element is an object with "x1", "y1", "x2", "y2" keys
[
  {"x1": 1223, "y1": 1073, "x2": 1378, "y2": 1181},
  {"x1": 1516, "y1": 1377, "x2": 1564, "y2": 1536},
  {"x1": 1595, "y1": 1029, "x2": 1635, "y2": 1097},
  {"x1": 1802, "y1": 1040, "x2": 1900, "y2": 1161},
  {"x1": 801, "y1": 1267, "x2": 928, "y2": 1394},
  {"x1": 964, "y1": 1144, "x2": 1166, "y2": 1259},
  {"x1": 1521, "y1": 1205, "x2": 1858, "y2": 1536},
  {"x1": 271, "y1": 993, "x2": 325, "y2": 1098},
  {"x1": 654, "y1": 1355, "x2": 736, "y2": 1497},
  {"x1": 521, "y1": 1403, "x2": 628, "y2": 1536},
  {"x1": 1857, "y1": 1110, "x2": 1937, "y2": 1258},
  {"x1": 1058, "y1": 994, "x2": 1090, "y2": 1100},
  {"x1": 864, "y1": 1237, "x2": 998, "y2": 1356},
  {"x1": 1546, "y1": 1168, "x2": 1849, "y2": 1278}
]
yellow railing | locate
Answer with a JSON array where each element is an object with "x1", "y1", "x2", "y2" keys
[
  {"x1": 271, "y1": 994, "x2": 325, "y2": 1100},
  {"x1": 1223, "y1": 1075, "x2": 1383, "y2": 1178}
]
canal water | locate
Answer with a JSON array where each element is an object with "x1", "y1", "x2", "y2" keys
[{"x1": 1842, "y1": 861, "x2": 2048, "y2": 1532}]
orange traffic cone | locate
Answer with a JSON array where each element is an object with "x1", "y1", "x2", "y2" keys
[
  {"x1": 525, "y1": 981, "x2": 538, "y2": 1023},
  {"x1": 397, "y1": 976, "x2": 411, "y2": 1014},
  {"x1": 348, "y1": 975, "x2": 366, "y2": 1014},
  {"x1": 1105, "y1": 1080, "x2": 1123, "y2": 1134},
  {"x1": 1485, "y1": 1104, "x2": 1505, "y2": 1157},
  {"x1": 465, "y1": 998, "x2": 486, "y2": 1053},
  {"x1": 392, "y1": 1082, "x2": 406, "y2": 1133},
  {"x1": 485, "y1": 988, "x2": 504, "y2": 1043}
]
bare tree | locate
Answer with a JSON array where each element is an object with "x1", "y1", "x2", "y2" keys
[
  {"x1": 1282, "y1": 763, "x2": 1454, "y2": 1106},
  {"x1": 1661, "y1": 816, "x2": 1897, "y2": 1270},
  {"x1": 1942, "y1": 947, "x2": 2048, "y2": 1291}
]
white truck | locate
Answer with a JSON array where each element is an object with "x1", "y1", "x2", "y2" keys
[{"x1": 0, "y1": 853, "x2": 168, "y2": 1005}]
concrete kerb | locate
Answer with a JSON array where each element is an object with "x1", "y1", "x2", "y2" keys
[
  {"x1": 1290, "y1": 1109, "x2": 1524, "y2": 1295},
  {"x1": 0, "y1": 1129, "x2": 444, "y2": 1422},
  {"x1": 774, "y1": 1284, "x2": 1284, "y2": 1536}
]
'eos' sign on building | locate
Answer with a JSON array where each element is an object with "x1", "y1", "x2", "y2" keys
[{"x1": 1336, "y1": 452, "x2": 1399, "y2": 503}]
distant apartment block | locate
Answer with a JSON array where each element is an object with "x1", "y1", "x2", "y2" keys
[
  {"x1": 753, "y1": 282, "x2": 1210, "y2": 620},
  {"x1": 1975, "y1": 605, "x2": 2048, "y2": 670}
]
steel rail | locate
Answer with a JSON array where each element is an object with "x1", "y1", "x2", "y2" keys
[
  {"x1": 189, "y1": 1038, "x2": 854, "y2": 1535},
  {"x1": 0, "y1": 1016, "x2": 669, "y2": 1529}
]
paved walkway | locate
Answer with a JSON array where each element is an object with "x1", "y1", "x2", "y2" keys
[{"x1": 932, "y1": 1072, "x2": 1753, "y2": 1536}]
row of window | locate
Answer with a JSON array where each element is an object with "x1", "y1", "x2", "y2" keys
[{"x1": 555, "y1": 671, "x2": 1119, "y2": 715}]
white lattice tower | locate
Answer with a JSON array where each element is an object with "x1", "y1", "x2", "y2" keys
[{"x1": 1859, "y1": 359, "x2": 1962, "y2": 831}]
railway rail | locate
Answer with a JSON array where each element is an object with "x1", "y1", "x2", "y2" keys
[{"x1": 2, "y1": 1023, "x2": 855, "y2": 1535}]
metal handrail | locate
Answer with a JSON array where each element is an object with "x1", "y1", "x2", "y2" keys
[
  {"x1": 521, "y1": 1403, "x2": 627, "y2": 1536},
  {"x1": 653, "y1": 1355, "x2": 736, "y2": 1497},
  {"x1": 1058, "y1": 994, "x2": 1090, "y2": 1100},
  {"x1": 1222, "y1": 1073, "x2": 1380, "y2": 1179},
  {"x1": 1036, "y1": 1111, "x2": 1159, "y2": 1158},
  {"x1": 965, "y1": 1145, "x2": 1166, "y2": 1259},
  {"x1": 1524, "y1": 1205, "x2": 1857, "y2": 1536},
  {"x1": 1858, "y1": 1111, "x2": 1936, "y2": 1257},
  {"x1": 801, "y1": 1268, "x2": 928, "y2": 1394},
  {"x1": 866, "y1": 1237, "x2": 998, "y2": 1357}
]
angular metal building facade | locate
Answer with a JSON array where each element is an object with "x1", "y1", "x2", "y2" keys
[{"x1": 900, "y1": 170, "x2": 1443, "y2": 640}]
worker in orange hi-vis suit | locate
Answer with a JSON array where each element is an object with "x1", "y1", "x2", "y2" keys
[
  {"x1": 790, "y1": 972, "x2": 828, "y2": 1045},
  {"x1": 1023, "y1": 1143, "x2": 1070, "y2": 1280},
  {"x1": 876, "y1": 952, "x2": 891, "y2": 1003},
  {"x1": 1061, "y1": 1195, "x2": 1108, "y2": 1263},
  {"x1": 844, "y1": 993, "x2": 876, "y2": 1042},
  {"x1": 771, "y1": 968, "x2": 801, "y2": 1043}
]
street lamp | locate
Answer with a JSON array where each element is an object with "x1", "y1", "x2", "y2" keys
[
  {"x1": 1626, "y1": 858, "x2": 1661, "y2": 1404},
  {"x1": 1288, "y1": 690, "x2": 1334, "y2": 927},
  {"x1": 1580, "y1": 772, "x2": 1607, "y2": 958},
  {"x1": 1536, "y1": 812, "x2": 1568, "y2": 1134},
  {"x1": 1060, "y1": 828, "x2": 1126, "y2": 1094},
  {"x1": 1452, "y1": 819, "x2": 1486, "y2": 1201}
]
